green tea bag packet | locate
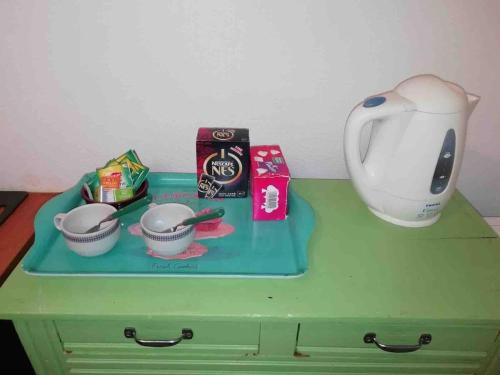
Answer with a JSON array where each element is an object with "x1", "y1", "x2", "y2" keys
[
  {"x1": 84, "y1": 149, "x2": 149, "y2": 203},
  {"x1": 96, "y1": 186, "x2": 134, "y2": 203},
  {"x1": 96, "y1": 163, "x2": 134, "y2": 202},
  {"x1": 117, "y1": 149, "x2": 141, "y2": 164},
  {"x1": 103, "y1": 160, "x2": 134, "y2": 189},
  {"x1": 132, "y1": 165, "x2": 149, "y2": 191},
  {"x1": 116, "y1": 149, "x2": 149, "y2": 192},
  {"x1": 83, "y1": 175, "x2": 101, "y2": 201},
  {"x1": 116, "y1": 150, "x2": 142, "y2": 174}
]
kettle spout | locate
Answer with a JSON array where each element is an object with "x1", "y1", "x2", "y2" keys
[{"x1": 466, "y1": 93, "x2": 480, "y2": 116}]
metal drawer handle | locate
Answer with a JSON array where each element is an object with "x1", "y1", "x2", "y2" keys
[
  {"x1": 363, "y1": 332, "x2": 432, "y2": 353},
  {"x1": 124, "y1": 327, "x2": 193, "y2": 347}
]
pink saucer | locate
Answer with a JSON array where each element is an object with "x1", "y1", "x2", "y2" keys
[
  {"x1": 194, "y1": 208, "x2": 223, "y2": 231},
  {"x1": 195, "y1": 223, "x2": 234, "y2": 239},
  {"x1": 128, "y1": 223, "x2": 142, "y2": 236}
]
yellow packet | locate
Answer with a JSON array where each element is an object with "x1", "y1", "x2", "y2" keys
[{"x1": 97, "y1": 164, "x2": 122, "y2": 189}]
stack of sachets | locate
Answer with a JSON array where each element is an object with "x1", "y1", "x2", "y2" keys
[{"x1": 87, "y1": 150, "x2": 149, "y2": 203}]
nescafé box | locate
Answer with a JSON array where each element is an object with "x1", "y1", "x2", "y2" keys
[
  {"x1": 250, "y1": 145, "x2": 290, "y2": 220},
  {"x1": 196, "y1": 128, "x2": 250, "y2": 198}
]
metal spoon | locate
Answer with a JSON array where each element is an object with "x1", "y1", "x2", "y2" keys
[
  {"x1": 84, "y1": 194, "x2": 152, "y2": 233},
  {"x1": 161, "y1": 207, "x2": 225, "y2": 233}
]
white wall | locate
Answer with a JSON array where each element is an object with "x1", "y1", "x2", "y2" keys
[{"x1": 1, "y1": 0, "x2": 499, "y2": 214}]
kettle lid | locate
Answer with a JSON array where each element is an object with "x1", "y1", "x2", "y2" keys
[{"x1": 395, "y1": 74, "x2": 468, "y2": 114}]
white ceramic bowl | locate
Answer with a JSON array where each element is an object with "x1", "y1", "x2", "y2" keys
[
  {"x1": 140, "y1": 203, "x2": 195, "y2": 256},
  {"x1": 54, "y1": 203, "x2": 120, "y2": 257}
]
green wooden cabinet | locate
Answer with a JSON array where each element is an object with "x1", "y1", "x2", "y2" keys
[{"x1": 1, "y1": 180, "x2": 499, "y2": 374}]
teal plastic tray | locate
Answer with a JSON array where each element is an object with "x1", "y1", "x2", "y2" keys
[{"x1": 22, "y1": 173, "x2": 315, "y2": 278}]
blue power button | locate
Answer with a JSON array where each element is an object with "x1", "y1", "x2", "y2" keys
[{"x1": 363, "y1": 96, "x2": 386, "y2": 108}]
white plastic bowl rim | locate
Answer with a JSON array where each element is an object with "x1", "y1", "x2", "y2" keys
[{"x1": 54, "y1": 203, "x2": 119, "y2": 242}]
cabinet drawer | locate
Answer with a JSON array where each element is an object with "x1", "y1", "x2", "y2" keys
[
  {"x1": 56, "y1": 319, "x2": 259, "y2": 347},
  {"x1": 55, "y1": 319, "x2": 260, "y2": 372},
  {"x1": 296, "y1": 322, "x2": 499, "y2": 374}
]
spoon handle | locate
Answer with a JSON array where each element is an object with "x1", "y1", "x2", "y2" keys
[
  {"x1": 182, "y1": 207, "x2": 225, "y2": 226},
  {"x1": 110, "y1": 194, "x2": 153, "y2": 220}
]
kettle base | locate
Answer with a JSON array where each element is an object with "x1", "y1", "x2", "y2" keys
[{"x1": 368, "y1": 207, "x2": 441, "y2": 228}]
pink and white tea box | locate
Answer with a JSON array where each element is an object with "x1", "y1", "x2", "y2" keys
[{"x1": 250, "y1": 145, "x2": 290, "y2": 221}]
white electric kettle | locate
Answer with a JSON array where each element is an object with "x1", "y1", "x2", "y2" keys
[{"x1": 344, "y1": 74, "x2": 479, "y2": 227}]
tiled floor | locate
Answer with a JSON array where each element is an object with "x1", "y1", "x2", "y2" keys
[{"x1": 484, "y1": 217, "x2": 500, "y2": 235}]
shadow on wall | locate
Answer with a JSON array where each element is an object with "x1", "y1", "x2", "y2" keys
[{"x1": 458, "y1": 149, "x2": 500, "y2": 217}]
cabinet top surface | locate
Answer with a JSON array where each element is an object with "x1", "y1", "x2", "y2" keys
[{"x1": 1, "y1": 179, "x2": 499, "y2": 322}]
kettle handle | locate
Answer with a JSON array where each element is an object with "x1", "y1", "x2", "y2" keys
[{"x1": 344, "y1": 92, "x2": 415, "y2": 197}]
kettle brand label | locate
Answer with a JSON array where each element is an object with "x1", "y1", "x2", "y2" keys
[{"x1": 196, "y1": 128, "x2": 250, "y2": 198}]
